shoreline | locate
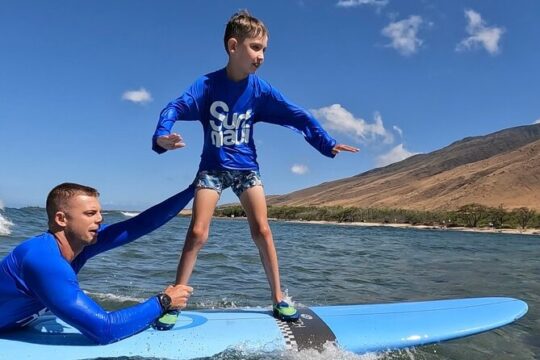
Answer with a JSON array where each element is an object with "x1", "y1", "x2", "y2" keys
[
  {"x1": 210, "y1": 215, "x2": 540, "y2": 236},
  {"x1": 283, "y1": 219, "x2": 540, "y2": 236}
]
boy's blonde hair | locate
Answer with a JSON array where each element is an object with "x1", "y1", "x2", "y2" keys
[{"x1": 224, "y1": 10, "x2": 268, "y2": 54}]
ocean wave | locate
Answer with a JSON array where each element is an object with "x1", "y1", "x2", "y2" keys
[{"x1": 0, "y1": 212, "x2": 14, "y2": 236}]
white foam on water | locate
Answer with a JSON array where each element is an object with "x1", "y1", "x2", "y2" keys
[
  {"x1": 219, "y1": 342, "x2": 388, "y2": 360},
  {"x1": 120, "y1": 211, "x2": 140, "y2": 217},
  {"x1": 193, "y1": 290, "x2": 305, "y2": 311},
  {"x1": 0, "y1": 202, "x2": 14, "y2": 236},
  {"x1": 84, "y1": 290, "x2": 145, "y2": 303},
  {"x1": 288, "y1": 342, "x2": 381, "y2": 360},
  {"x1": 278, "y1": 345, "x2": 420, "y2": 360},
  {"x1": 282, "y1": 288, "x2": 307, "y2": 308},
  {"x1": 195, "y1": 298, "x2": 240, "y2": 309}
]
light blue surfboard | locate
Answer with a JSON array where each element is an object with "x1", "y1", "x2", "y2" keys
[{"x1": 0, "y1": 297, "x2": 527, "y2": 359}]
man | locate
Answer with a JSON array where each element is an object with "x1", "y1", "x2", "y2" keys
[{"x1": 0, "y1": 182, "x2": 195, "y2": 344}]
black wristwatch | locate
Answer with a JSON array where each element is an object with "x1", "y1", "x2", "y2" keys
[{"x1": 157, "y1": 293, "x2": 172, "y2": 313}]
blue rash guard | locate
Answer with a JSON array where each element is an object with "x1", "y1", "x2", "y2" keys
[
  {"x1": 152, "y1": 68, "x2": 337, "y2": 169},
  {"x1": 0, "y1": 185, "x2": 195, "y2": 344}
]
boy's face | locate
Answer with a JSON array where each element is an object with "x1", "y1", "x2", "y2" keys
[{"x1": 229, "y1": 35, "x2": 268, "y2": 77}]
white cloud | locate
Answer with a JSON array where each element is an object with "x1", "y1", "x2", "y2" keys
[
  {"x1": 122, "y1": 88, "x2": 153, "y2": 104},
  {"x1": 311, "y1": 104, "x2": 393, "y2": 144},
  {"x1": 393, "y1": 125, "x2": 403, "y2": 138},
  {"x1": 534, "y1": 119, "x2": 540, "y2": 124},
  {"x1": 291, "y1": 164, "x2": 309, "y2": 175},
  {"x1": 337, "y1": 0, "x2": 388, "y2": 8},
  {"x1": 376, "y1": 144, "x2": 418, "y2": 167},
  {"x1": 382, "y1": 15, "x2": 423, "y2": 56},
  {"x1": 456, "y1": 9, "x2": 505, "y2": 55}
]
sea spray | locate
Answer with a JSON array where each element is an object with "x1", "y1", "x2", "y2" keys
[
  {"x1": 0, "y1": 200, "x2": 14, "y2": 236},
  {"x1": 206, "y1": 343, "x2": 384, "y2": 360},
  {"x1": 120, "y1": 211, "x2": 140, "y2": 218}
]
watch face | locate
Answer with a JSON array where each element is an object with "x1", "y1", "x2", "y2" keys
[{"x1": 160, "y1": 294, "x2": 172, "y2": 310}]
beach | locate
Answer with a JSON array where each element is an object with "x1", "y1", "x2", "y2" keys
[
  {"x1": 210, "y1": 214, "x2": 540, "y2": 237},
  {"x1": 280, "y1": 219, "x2": 540, "y2": 236}
]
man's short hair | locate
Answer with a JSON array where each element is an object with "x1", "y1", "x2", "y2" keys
[
  {"x1": 46, "y1": 183, "x2": 99, "y2": 221},
  {"x1": 224, "y1": 10, "x2": 268, "y2": 54}
]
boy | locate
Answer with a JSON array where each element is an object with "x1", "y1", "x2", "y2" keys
[{"x1": 152, "y1": 10, "x2": 358, "y2": 329}]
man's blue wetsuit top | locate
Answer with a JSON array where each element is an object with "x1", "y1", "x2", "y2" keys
[
  {"x1": 0, "y1": 185, "x2": 194, "y2": 344},
  {"x1": 152, "y1": 68, "x2": 337, "y2": 170}
]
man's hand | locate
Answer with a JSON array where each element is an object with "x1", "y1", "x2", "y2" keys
[
  {"x1": 164, "y1": 284, "x2": 193, "y2": 310},
  {"x1": 332, "y1": 143, "x2": 360, "y2": 155},
  {"x1": 156, "y1": 133, "x2": 186, "y2": 151}
]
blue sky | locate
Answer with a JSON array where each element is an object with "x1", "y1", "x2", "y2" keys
[{"x1": 1, "y1": 0, "x2": 539, "y2": 210}]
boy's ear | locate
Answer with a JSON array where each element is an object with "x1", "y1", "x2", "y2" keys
[{"x1": 227, "y1": 38, "x2": 238, "y2": 53}]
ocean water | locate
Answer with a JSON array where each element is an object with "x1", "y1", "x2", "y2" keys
[{"x1": 0, "y1": 207, "x2": 538, "y2": 360}]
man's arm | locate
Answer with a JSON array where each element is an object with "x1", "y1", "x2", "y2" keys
[
  {"x1": 23, "y1": 252, "x2": 163, "y2": 344},
  {"x1": 82, "y1": 185, "x2": 195, "y2": 260}
]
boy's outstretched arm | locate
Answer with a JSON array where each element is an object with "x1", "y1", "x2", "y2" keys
[
  {"x1": 332, "y1": 143, "x2": 360, "y2": 155},
  {"x1": 261, "y1": 85, "x2": 359, "y2": 157},
  {"x1": 156, "y1": 133, "x2": 186, "y2": 151},
  {"x1": 152, "y1": 79, "x2": 206, "y2": 154},
  {"x1": 152, "y1": 105, "x2": 190, "y2": 154}
]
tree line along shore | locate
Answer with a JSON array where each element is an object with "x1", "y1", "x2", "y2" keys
[{"x1": 212, "y1": 203, "x2": 539, "y2": 231}]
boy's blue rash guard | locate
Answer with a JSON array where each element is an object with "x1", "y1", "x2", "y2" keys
[
  {"x1": 0, "y1": 185, "x2": 195, "y2": 345},
  {"x1": 152, "y1": 68, "x2": 337, "y2": 170}
]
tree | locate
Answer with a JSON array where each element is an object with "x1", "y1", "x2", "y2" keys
[
  {"x1": 512, "y1": 207, "x2": 536, "y2": 229},
  {"x1": 488, "y1": 204, "x2": 507, "y2": 228},
  {"x1": 457, "y1": 203, "x2": 488, "y2": 228}
]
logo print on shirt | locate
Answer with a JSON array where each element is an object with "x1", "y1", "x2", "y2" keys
[{"x1": 209, "y1": 101, "x2": 252, "y2": 147}]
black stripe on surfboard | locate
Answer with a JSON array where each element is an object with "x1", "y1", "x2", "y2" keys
[{"x1": 275, "y1": 308, "x2": 337, "y2": 351}]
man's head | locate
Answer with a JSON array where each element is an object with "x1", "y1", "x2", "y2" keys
[
  {"x1": 46, "y1": 183, "x2": 102, "y2": 244},
  {"x1": 224, "y1": 10, "x2": 268, "y2": 78}
]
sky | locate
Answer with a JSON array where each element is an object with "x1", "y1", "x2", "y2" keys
[{"x1": 1, "y1": 0, "x2": 539, "y2": 210}]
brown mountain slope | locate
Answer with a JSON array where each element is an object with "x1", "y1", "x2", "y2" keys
[{"x1": 267, "y1": 124, "x2": 540, "y2": 211}]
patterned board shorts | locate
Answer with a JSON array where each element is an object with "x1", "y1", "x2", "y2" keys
[{"x1": 194, "y1": 170, "x2": 263, "y2": 197}]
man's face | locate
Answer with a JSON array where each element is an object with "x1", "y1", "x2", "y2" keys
[
  {"x1": 233, "y1": 35, "x2": 268, "y2": 76},
  {"x1": 62, "y1": 194, "x2": 102, "y2": 245}
]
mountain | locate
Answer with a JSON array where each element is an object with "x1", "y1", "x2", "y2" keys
[{"x1": 267, "y1": 124, "x2": 540, "y2": 211}]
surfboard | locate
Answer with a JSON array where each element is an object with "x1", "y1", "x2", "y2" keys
[{"x1": 0, "y1": 297, "x2": 527, "y2": 359}]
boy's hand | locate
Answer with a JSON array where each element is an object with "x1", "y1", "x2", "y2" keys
[
  {"x1": 332, "y1": 144, "x2": 359, "y2": 155},
  {"x1": 164, "y1": 284, "x2": 193, "y2": 310},
  {"x1": 157, "y1": 133, "x2": 186, "y2": 150}
]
